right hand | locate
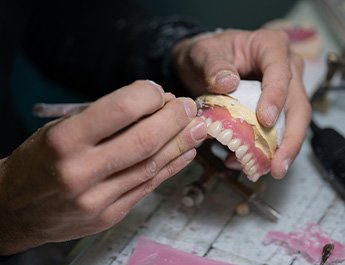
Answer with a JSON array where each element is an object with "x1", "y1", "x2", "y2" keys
[{"x1": 0, "y1": 80, "x2": 207, "y2": 255}]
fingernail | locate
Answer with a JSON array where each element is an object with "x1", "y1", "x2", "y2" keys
[
  {"x1": 163, "y1": 92, "x2": 176, "y2": 102},
  {"x1": 183, "y1": 149, "x2": 197, "y2": 161},
  {"x1": 190, "y1": 121, "x2": 207, "y2": 142},
  {"x1": 183, "y1": 98, "x2": 197, "y2": 118},
  {"x1": 281, "y1": 158, "x2": 291, "y2": 177},
  {"x1": 263, "y1": 105, "x2": 279, "y2": 127},
  {"x1": 146, "y1": 79, "x2": 164, "y2": 93},
  {"x1": 214, "y1": 71, "x2": 239, "y2": 89}
]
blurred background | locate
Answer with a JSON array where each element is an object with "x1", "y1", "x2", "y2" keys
[{"x1": 134, "y1": 0, "x2": 298, "y2": 29}]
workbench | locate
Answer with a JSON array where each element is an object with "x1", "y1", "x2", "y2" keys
[{"x1": 64, "y1": 1, "x2": 345, "y2": 264}]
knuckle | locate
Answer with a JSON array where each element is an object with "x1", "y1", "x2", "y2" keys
[
  {"x1": 189, "y1": 39, "x2": 209, "y2": 59},
  {"x1": 142, "y1": 159, "x2": 159, "y2": 181},
  {"x1": 143, "y1": 180, "x2": 156, "y2": 196},
  {"x1": 171, "y1": 98, "x2": 193, "y2": 124},
  {"x1": 165, "y1": 161, "x2": 180, "y2": 179},
  {"x1": 43, "y1": 125, "x2": 69, "y2": 157},
  {"x1": 134, "y1": 80, "x2": 164, "y2": 105},
  {"x1": 75, "y1": 196, "x2": 100, "y2": 217},
  {"x1": 115, "y1": 80, "x2": 164, "y2": 118},
  {"x1": 110, "y1": 94, "x2": 137, "y2": 120},
  {"x1": 136, "y1": 129, "x2": 159, "y2": 157},
  {"x1": 57, "y1": 161, "x2": 90, "y2": 194}
]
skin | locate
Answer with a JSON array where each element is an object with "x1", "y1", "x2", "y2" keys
[
  {"x1": 0, "y1": 28, "x2": 311, "y2": 255},
  {"x1": 172, "y1": 28, "x2": 312, "y2": 179},
  {"x1": 0, "y1": 80, "x2": 208, "y2": 255}
]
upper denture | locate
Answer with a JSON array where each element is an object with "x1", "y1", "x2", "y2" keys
[{"x1": 196, "y1": 80, "x2": 285, "y2": 182}]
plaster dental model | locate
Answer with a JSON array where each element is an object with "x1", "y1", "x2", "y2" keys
[{"x1": 196, "y1": 80, "x2": 285, "y2": 182}]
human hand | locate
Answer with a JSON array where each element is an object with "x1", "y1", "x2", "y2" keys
[
  {"x1": 0, "y1": 80, "x2": 207, "y2": 255},
  {"x1": 172, "y1": 29, "x2": 311, "y2": 179}
]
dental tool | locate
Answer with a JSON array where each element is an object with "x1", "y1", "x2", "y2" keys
[
  {"x1": 310, "y1": 119, "x2": 345, "y2": 199},
  {"x1": 32, "y1": 102, "x2": 90, "y2": 118},
  {"x1": 193, "y1": 140, "x2": 281, "y2": 222},
  {"x1": 310, "y1": 49, "x2": 345, "y2": 200},
  {"x1": 33, "y1": 100, "x2": 203, "y2": 118}
]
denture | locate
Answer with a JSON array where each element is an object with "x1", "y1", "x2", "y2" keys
[{"x1": 196, "y1": 80, "x2": 285, "y2": 182}]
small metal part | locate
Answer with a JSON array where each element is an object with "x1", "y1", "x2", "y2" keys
[
  {"x1": 195, "y1": 99, "x2": 204, "y2": 112},
  {"x1": 196, "y1": 140, "x2": 281, "y2": 222},
  {"x1": 181, "y1": 183, "x2": 205, "y2": 207},
  {"x1": 247, "y1": 192, "x2": 281, "y2": 222},
  {"x1": 311, "y1": 49, "x2": 345, "y2": 112},
  {"x1": 235, "y1": 201, "x2": 250, "y2": 216},
  {"x1": 319, "y1": 243, "x2": 334, "y2": 265},
  {"x1": 223, "y1": 171, "x2": 280, "y2": 222}
]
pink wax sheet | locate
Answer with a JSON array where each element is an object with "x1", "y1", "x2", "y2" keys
[
  {"x1": 127, "y1": 237, "x2": 235, "y2": 265},
  {"x1": 264, "y1": 223, "x2": 345, "y2": 263}
]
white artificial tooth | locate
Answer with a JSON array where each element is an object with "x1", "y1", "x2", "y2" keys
[
  {"x1": 228, "y1": 138, "x2": 241, "y2": 151},
  {"x1": 216, "y1": 129, "x2": 233, "y2": 145},
  {"x1": 245, "y1": 159, "x2": 255, "y2": 170},
  {"x1": 250, "y1": 173, "x2": 261, "y2": 182},
  {"x1": 235, "y1": 145, "x2": 249, "y2": 159},
  {"x1": 241, "y1": 153, "x2": 252, "y2": 164},
  {"x1": 208, "y1": 121, "x2": 222, "y2": 137},
  {"x1": 243, "y1": 159, "x2": 255, "y2": 172},
  {"x1": 205, "y1": 118, "x2": 212, "y2": 127},
  {"x1": 248, "y1": 165, "x2": 257, "y2": 176}
]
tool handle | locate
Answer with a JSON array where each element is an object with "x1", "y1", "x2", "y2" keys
[{"x1": 311, "y1": 125, "x2": 345, "y2": 198}]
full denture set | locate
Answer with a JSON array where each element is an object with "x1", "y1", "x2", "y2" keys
[{"x1": 196, "y1": 80, "x2": 285, "y2": 182}]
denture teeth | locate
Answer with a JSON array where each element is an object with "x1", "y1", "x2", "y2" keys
[
  {"x1": 250, "y1": 173, "x2": 261, "y2": 182},
  {"x1": 205, "y1": 117, "x2": 212, "y2": 127},
  {"x1": 216, "y1": 129, "x2": 233, "y2": 145},
  {"x1": 235, "y1": 145, "x2": 249, "y2": 159},
  {"x1": 248, "y1": 165, "x2": 257, "y2": 176},
  {"x1": 208, "y1": 121, "x2": 222, "y2": 137},
  {"x1": 245, "y1": 159, "x2": 255, "y2": 171},
  {"x1": 241, "y1": 153, "x2": 252, "y2": 164},
  {"x1": 228, "y1": 138, "x2": 241, "y2": 151}
]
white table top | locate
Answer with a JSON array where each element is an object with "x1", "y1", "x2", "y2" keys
[{"x1": 64, "y1": 1, "x2": 345, "y2": 265}]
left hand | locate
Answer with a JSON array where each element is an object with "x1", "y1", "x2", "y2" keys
[{"x1": 171, "y1": 28, "x2": 311, "y2": 179}]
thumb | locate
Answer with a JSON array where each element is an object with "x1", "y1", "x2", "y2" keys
[{"x1": 203, "y1": 53, "x2": 240, "y2": 94}]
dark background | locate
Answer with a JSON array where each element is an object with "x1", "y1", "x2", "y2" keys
[
  {"x1": 11, "y1": 0, "x2": 298, "y2": 134},
  {"x1": 134, "y1": 0, "x2": 298, "y2": 29}
]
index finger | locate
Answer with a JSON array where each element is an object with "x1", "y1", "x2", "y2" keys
[
  {"x1": 253, "y1": 29, "x2": 292, "y2": 127},
  {"x1": 56, "y1": 80, "x2": 167, "y2": 145}
]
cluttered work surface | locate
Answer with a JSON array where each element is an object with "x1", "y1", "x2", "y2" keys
[{"x1": 64, "y1": 1, "x2": 345, "y2": 265}]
